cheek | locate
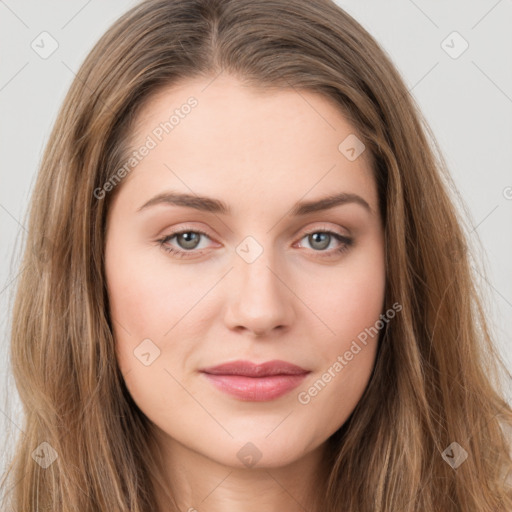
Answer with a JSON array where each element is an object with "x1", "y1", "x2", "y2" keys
[
  {"x1": 106, "y1": 242, "x2": 204, "y2": 337},
  {"x1": 305, "y1": 240, "x2": 386, "y2": 356},
  {"x1": 294, "y1": 263, "x2": 385, "y2": 435},
  {"x1": 105, "y1": 241, "x2": 219, "y2": 383},
  {"x1": 293, "y1": 237, "x2": 385, "y2": 420},
  {"x1": 105, "y1": 241, "x2": 167, "y2": 368},
  {"x1": 105, "y1": 252, "x2": 199, "y2": 417}
]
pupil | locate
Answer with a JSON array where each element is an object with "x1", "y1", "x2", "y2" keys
[
  {"x1": 179, "y1": 232, "x2": 200, "y2": 249},
  {"x1": 310, "y1": 232, "x2": 330, "y2": 250}
]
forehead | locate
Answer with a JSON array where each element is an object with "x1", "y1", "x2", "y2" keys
[{"x1": 115, "y1": 75, "x2": 377, "y2": 215}]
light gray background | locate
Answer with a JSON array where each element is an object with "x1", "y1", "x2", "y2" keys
[{"x1": 1, "y1": 0, "x2": 511, "y2": 474}]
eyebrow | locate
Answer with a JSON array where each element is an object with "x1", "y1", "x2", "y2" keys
[{"x1": 136, "y1": 191, "x2": 372, "y2": 216}]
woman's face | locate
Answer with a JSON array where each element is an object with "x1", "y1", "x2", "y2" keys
[{"x1": 105, "y1": 74, "x2": 386, "y2": 469}]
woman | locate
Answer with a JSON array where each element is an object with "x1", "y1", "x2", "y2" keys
[{"x1": 2, "y1": 0, "x2": 511, "y2": 510}]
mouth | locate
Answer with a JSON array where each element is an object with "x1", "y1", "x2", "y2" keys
[{"x1": 200, "y1": 360, "x2": 310, "y2": 401}]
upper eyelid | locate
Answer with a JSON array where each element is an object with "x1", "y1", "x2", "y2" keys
[
  {"x1": 164, "y1": 225, "x2": 348, "y2": 237},
  {"x1": 162, "y1": 226, "x2": 350, "y2": 247}
]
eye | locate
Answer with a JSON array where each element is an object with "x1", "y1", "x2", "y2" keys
[
  {"x1": 156, "y1": 227, "x2": 353, "y2": 259},
  {"x1": 296, "y1": 229, "x2": 353, "y2": 257},
  {"x1": 156, "y1": 228, "x2": 214, "y2": 258}
]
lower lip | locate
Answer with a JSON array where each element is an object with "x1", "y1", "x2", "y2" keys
[{"x1": 201, "y1": 373, "x2": 309, "y2": 401}]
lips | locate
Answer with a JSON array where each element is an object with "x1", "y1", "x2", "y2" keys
[{"x1": 200, "y1": 360, "x2": 310, "y2": 401}]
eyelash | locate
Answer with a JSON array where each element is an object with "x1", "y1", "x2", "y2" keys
[{"x1": 156, "y1": 228, "x2": 353, "y2": 259}]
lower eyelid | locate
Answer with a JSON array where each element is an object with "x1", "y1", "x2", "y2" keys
[
  {"x1": 297, "y1": 230, "x2": 351, "y2": 244},
  {"x1": 159, "y1": 229, "x2": 351, "y2": 254},
  {"x1": 161, "y1": 230, "x2": 211, "y2": 249}
]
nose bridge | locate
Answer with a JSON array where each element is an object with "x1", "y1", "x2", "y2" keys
[
  {"x1": 236, "y1": 235, "x2": 285, "y2": 304},
  {"x1": 239, "y1": 244, "x2": 278, "y2": 292},
  {"x1": 225, "y1": 234, "x2": 294, "y2": 334}
]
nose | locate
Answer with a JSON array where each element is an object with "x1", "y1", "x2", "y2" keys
[{"x1": 223, "y1": 248, "x2": 295, "y2": 337}]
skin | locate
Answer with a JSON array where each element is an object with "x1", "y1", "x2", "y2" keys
[{"x1": 104, "y1": 74, "x2": 386, "y2": 512}]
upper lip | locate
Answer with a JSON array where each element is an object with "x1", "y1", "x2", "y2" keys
[{"x1": 200, "y1": 360, "x2": 309, "y2": 377}]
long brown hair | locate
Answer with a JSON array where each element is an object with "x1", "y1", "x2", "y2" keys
[{"x1": 2, "y1": 0, "x2": 511, "y2": 510}]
